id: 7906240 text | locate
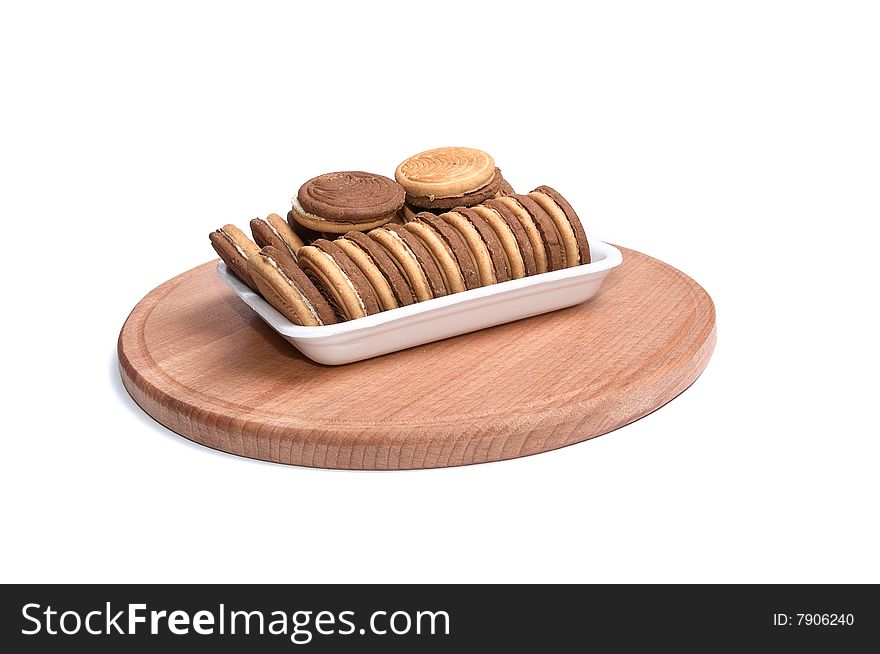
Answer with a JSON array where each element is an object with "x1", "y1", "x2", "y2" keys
[{"x1": 773, "y1": 613, "x2": 854, "y2": 627}]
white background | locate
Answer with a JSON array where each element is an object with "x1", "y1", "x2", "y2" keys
[{"x1": 2, "y1": 1, "x2": 878, "y2": 583}]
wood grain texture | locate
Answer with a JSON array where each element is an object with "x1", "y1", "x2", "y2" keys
[{"x1": 118, "y1": 247, "x2": 716, "y2": 470}]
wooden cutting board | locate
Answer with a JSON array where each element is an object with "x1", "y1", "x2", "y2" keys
[{"x1": 118, "y1": 247, "x2": 715, "y2": 469}]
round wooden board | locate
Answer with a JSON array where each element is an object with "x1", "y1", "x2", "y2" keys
[{"x1": 118, "y1": 247, "x2": 716, "y2": 470}]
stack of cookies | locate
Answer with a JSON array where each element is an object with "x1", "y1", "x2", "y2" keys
[
  {"x1": 395, "y1": 146, "x2": 515, "y2": 221},
  {"x1": 210, "y1": 147, "x2": 590, "y2": 327}
]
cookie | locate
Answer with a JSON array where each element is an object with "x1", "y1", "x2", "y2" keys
[
  {"x1": 247, "y1": 247, "x2": 337, "y2": 326},
  {"x1": 337, "y1": 232, "x2": 415, "y2": 311},
  {"x1": 490, "y1": 196, "x2": 563, "y2": 273},
  {"x1": 383, "y1": 224, "x2": 447, "y2": 298},
  {"x1": 437, "y1": 210, "x2": 496, "y2": 286},
  {"x1": 291, "y1": 171, "x2": 405, "y2": 234},
  {"x1": 396, "y1": 146, "x2": 495, "y2": 197},
  {"x1": 405, "y1": 168, "x2": 505, "y2": 210},
  {"x1": 470, "y1": 204, "x2": 527, "y2": 279},
  {"x1": 250, "y1": 213, "x2": 304, "y2": 263},
  {"x1": 451, "y1": 208, "x2": 510, "y2": 283},
  {"x1": 404, "y1": 218, "x2": 467, "y2": 294},
  {"x1": 481, "y1": 199, "x2": 537, "y2": 276},
  {"x1": 297, "y1": 240, "x2": 381, "y2": 321},
  {"x1": 209, "y1": 224, "x2": 261, "y2": 291},
  {"x1": 529, "y1": 186, "x2": 591, "y2": 266},
  {"x1": 399, "y1": 173, "x2": 516, "y2": 217},
  {"x1": 369, "y1": 226, "x2": 435, "y2": 302},
  {"x1": 411, "y1": 212, "x2": 480, "y2": 290},
  {"x1": 396, "y1": 147, "x2": 507, "y2": 209}
]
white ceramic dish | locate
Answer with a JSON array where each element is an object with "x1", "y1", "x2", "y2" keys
[{"x1": 218, "y1": 240, "x2": 623, "y2": 365}]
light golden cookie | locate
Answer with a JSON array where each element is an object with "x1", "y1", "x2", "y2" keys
[
  {"x1": 247, "y1": 247, "x2": 337, "y2": 326},
  {"x1": 490, "y1": 196, "x2": 557, "y2": 273},
  {"x1": 481, "y1": 198, "x2": 537, "y2": 276},
  {"x1": 339, "y1": 231, "x2": 415, "y2": 307},
  {"x1": 404, "y1": 220, "x2": 467, "y2": 294},
  {"x1": 395, "y1": 147, "x2": 496, "y2": 200},
  {"x1": 410, "y1": 212, "x2": 481, "y2": 291},
  {"x1": 369, "y1": 226, "x2": 434, "y2": 302},
  {"x1": 529, "y1": 186, "x2": 591, "y2": 266},
  {"x1": 438, "y1": 210, "x2": 497, "y2": 286},
  {"x1": 297, "y1": 240, "x2": 381, "y2": 321},
  {"x1": 336, "y1": 235, "x2": 399, "y2": 311},
  {"x1": 454, "y1": 208, "x2": 510, "y2": 282},
  {"x1": 470, "y1": 205, "x2": 526, "y2": 279}
]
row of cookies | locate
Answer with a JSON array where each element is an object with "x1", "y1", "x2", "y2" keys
[{"x1": 210, "y1": 184, "x2": 590, "y2": 326}]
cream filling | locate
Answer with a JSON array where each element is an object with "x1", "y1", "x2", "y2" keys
[
  {"x1": 292, "y1": 197, "x2": 392, "y2": 229},
  {"x1": 265, "y1": 255, "x2": 323, "y2": 325},
  {"x1": 261, "y1": 218, "x2": 297, "y2": 260},
  {"x1": 383, "y1": 228, "x2": 429, "y2": 286},
  {"x1": 322, "y1": 251, "x2": 366, "y2": 316},
  {"x1": 291, "y1": 197, "x2": 341, "y2": 224},
  {"x1": 218, "y1": 229, "x2": 249, "y2": 260}
]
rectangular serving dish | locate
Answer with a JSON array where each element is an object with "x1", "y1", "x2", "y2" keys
[{"x1": 218, "y1": 240, "x2": 623, "y2": 365}]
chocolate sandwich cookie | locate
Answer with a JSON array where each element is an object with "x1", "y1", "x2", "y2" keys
[
  {"x1": 396, "y1": 146, "x2": 495, "y2": 198},
  {"x1": 247, "y1": 247, "x2": 337, "y2": 326},
  {"x1": 470, "y1": 205, "x2": 527, "y2": 279},
  {"x1": 405, "y1": 168, "x2": 505, "y2": 210},
  {"x1": 449, "y1": 208, "x2": 510, "y2": 283},
  {"x1": 292, "y1": 171, "x2": 405, "y2": 235},
  {"x1": 297, "y1": 240, "x2": 382, "y2": 321},
  {"x1": 250, "y1": 213, "x2": 304, "y2": 262},
  {"x1": 396, "y1": 147, "x2": 504, "y2": 210},
  {"x1": 368, "y1": 226, "x2": 435, "y2": 302},
  {"x1": 490, "y1": 196, "x2": 564, "y2": 273},
  {"x1": 529, "y1": 186, "x2": 591, "y2": 266},
  {"x1": 382, "y1": 224, "x2": 447, "y2": 298},
  {"x1": 437, "y1": 211, "x2": 496, "y2": 286},
  {"x1": 209, "y1": 224, "x2": 261, "y2": 291},
  {"x1": 411, "y1": 213, "x2": 480, "y2": 290},
  {"x1": 404, "y1": 217, "x2": 467, "y2": 294},
  {"x1": 480, "y1": 199, "x2": 537, "y2": 276},
  {"x1": 337, "y1": 232, "x2": 415, "y2": 311}
]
